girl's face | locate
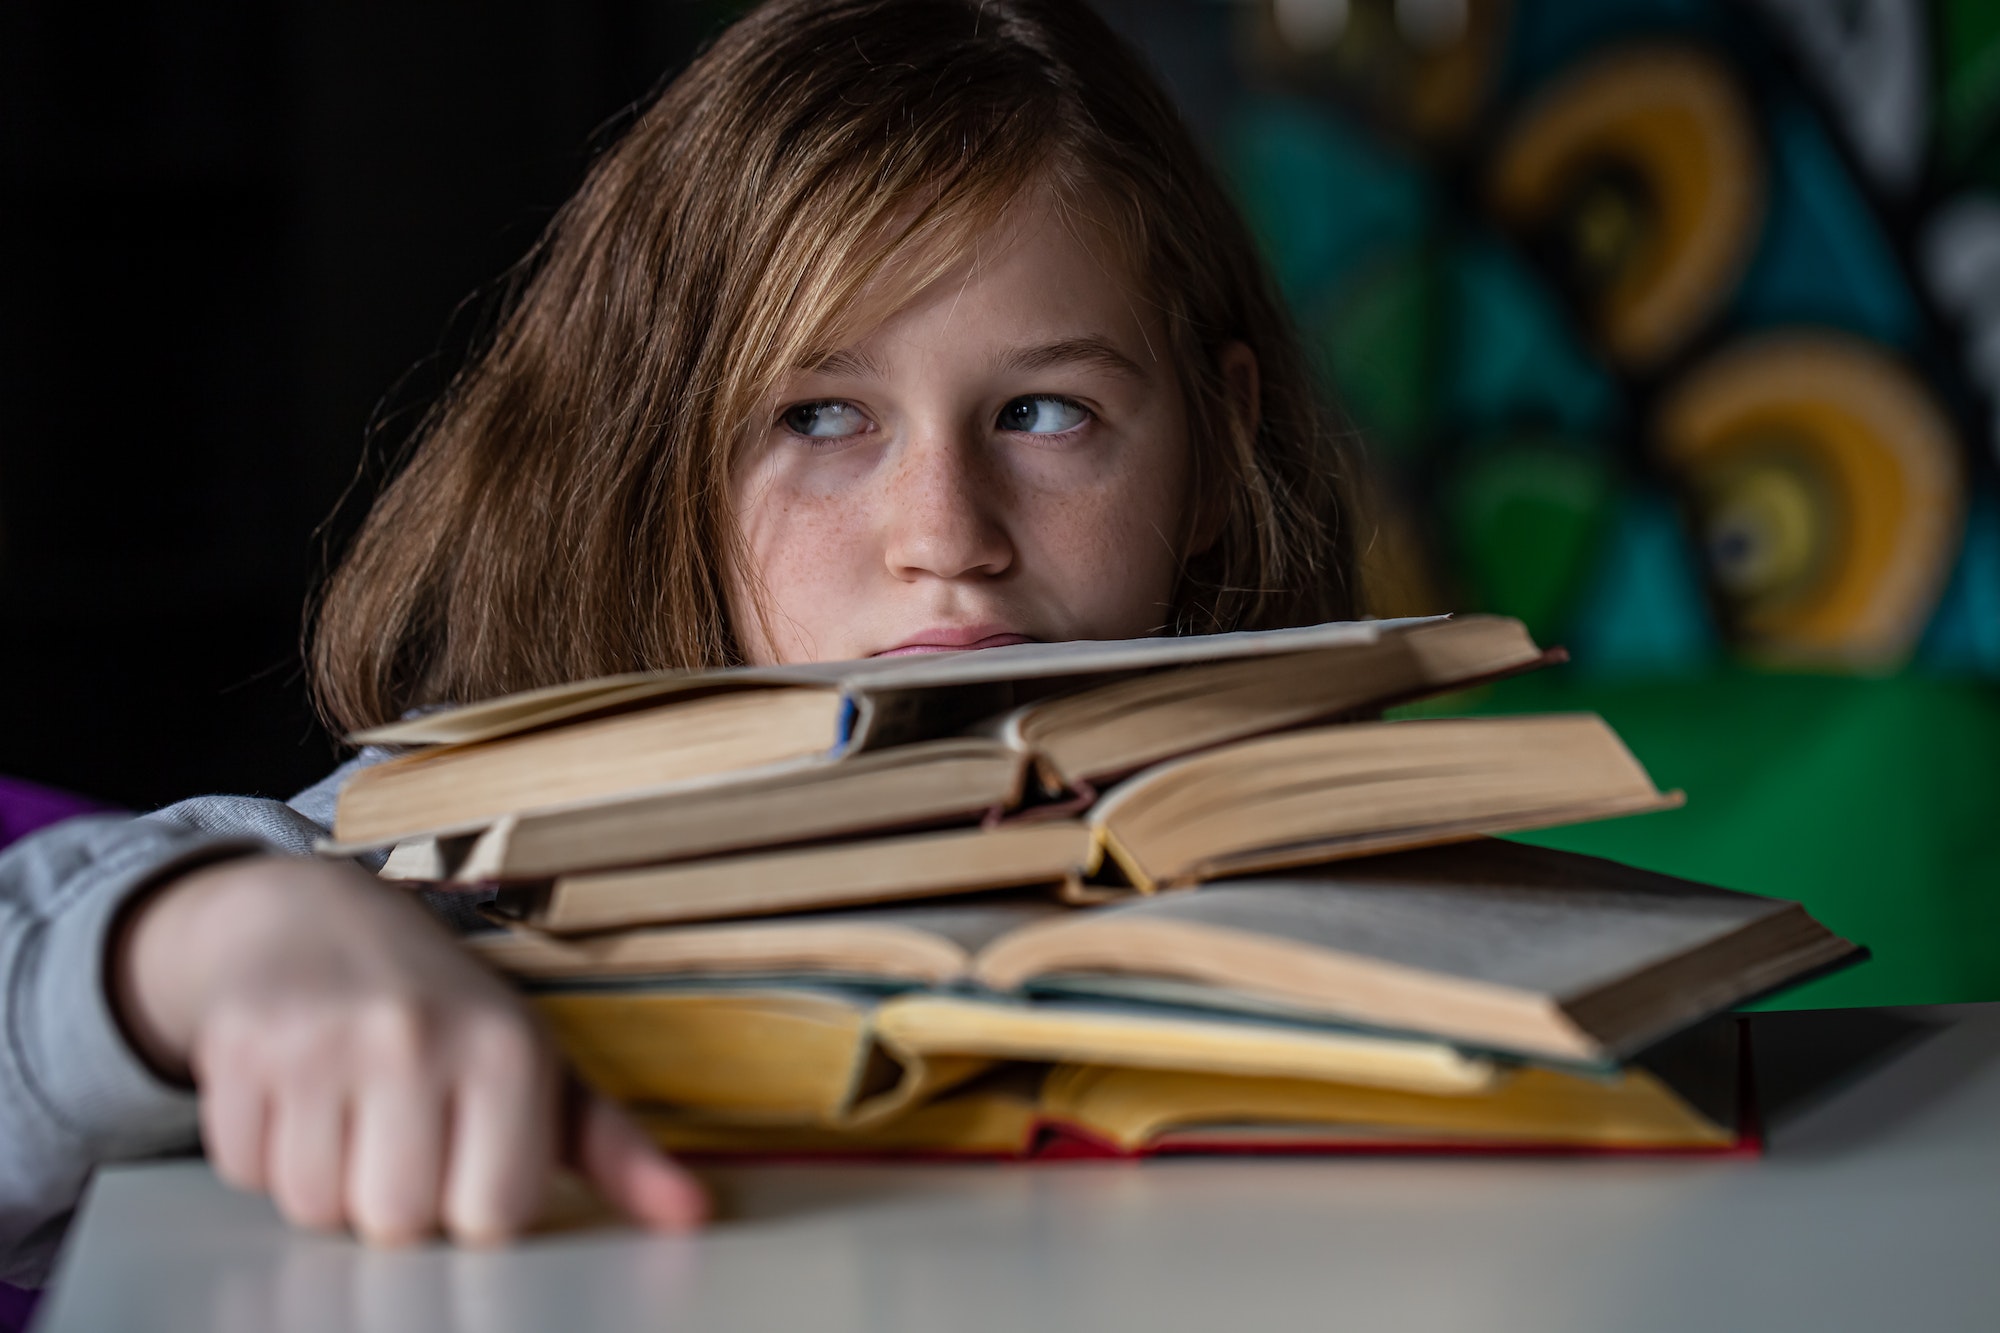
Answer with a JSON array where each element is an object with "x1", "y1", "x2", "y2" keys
[{"x1": 729, "y1": 195, "x2": 1233, "y2": 664}]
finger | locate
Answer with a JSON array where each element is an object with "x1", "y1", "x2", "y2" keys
[
  {"x1": 347, "y1": 1077, "x2": 448, "y2": 1247},
  {"x1": 199, "y1": 1073, "x2": 269, "y2": 1194},
  {"x1": 574, "y1": 1092, "x2": 707, "y2": 1232},
  {"x1": 268, "y1": 1084, "x2": 350, "y2": 1233},
  {"x1": 442, "y1": 1023, "x2": 559, "y2": 1245}
]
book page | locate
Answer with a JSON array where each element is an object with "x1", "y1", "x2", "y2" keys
[
  {"x1": 474, "y1": 896, "x2": 1067, "y2": 988},
  {"x1": 990, "y1": 841, "x2": 1792, "y2": 1002},
  {"x1": 803, "y1": 897, "x2": 1070, "y2": 956},
  {"x1": 356, "y1": 616, "x2": 1453, "y2": 745},
  {"x1": 848, "y1": 616, "x2": 1441, "y2": 687}
]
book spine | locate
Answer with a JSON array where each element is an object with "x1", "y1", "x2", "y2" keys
[
  {"x1": 833, "y1": 694, "x2": 861, "y2": 755},
  {"x1": 1092, "y1": 825, "x2": 1156, "y2": 894}
]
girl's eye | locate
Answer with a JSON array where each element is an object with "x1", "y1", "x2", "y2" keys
[
  {"x1": 997, "y1": 395, "x2": 1089, "y2": 435},
  {"x1": 781, "y1": 401, "x2": 870, "y2": 439}
]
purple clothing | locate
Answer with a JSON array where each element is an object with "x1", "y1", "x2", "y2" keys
[
  {"x1": 0, "y1": 778, "x2": 110, "y2": 1331},
  {"x1": 0, "y1": 1278, "x2": 34, "y2": 1333},
  {"x1": 0, "y1": 779, "x2": 109, "y2": 851}
]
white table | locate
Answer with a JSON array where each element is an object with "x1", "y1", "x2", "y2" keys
[{"x1": 37, "y1": 1005, "x2": 2000, "y2": 1332}]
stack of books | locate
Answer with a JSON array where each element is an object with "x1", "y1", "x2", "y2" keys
[{"x1": 325, "y1": 615, "x2": 1859, "y2": 1159}]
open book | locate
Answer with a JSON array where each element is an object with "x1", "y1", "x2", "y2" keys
[
  {"x1": 534, "y1": 987, "x2": 1753, "y2": 1157},
  {"x1": 477, "y1": 841, "x2": 1858, "y2": 1077},
  {"x1": 387, "y1": 713, "x2": 1678, "y2": 898},
  {"x1": 333, "y1": 614, "x2": 1549, "y2": 846},
  {"x1": 635, "y1": 1022, "x2": 1752, "y2": 1159}
]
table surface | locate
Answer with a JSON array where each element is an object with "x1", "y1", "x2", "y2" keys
[{"x1": 37, "y1": 1004, "x2": 2000, "y2": 1333}]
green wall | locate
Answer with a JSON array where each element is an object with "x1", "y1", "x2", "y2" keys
[{"x1": 1404, "y1": 671, "x2": 2000, "y2": 1009}]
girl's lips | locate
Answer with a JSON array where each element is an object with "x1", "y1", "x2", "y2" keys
[{"x1": 873, "y1": 631, "x2": 1040, "y2": 657}]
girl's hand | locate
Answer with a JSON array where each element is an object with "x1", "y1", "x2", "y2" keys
[{"x1": 110, "y1": 854, "x2": 706, "y2": 1245}]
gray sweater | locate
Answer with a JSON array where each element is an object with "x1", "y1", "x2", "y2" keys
[{"x1": 0, "y1": 752, "x2": 395, "y2": 1287}]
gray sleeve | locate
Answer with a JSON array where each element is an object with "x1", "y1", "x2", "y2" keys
[
  {"x1": 283, "y1": 745, "x2": 395, "y2": 839},
  {"x1": 0, "y1": 814, "x2": 263, "y2": 1285},
  {"x1": 0, "y1": 750, "x2": 398, "y2": 1286}
]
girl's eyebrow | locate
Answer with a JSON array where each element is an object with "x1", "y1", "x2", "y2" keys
[
  {"x1": 802, "y1": 347, "x2": 893, "y2": 380},
  {"x1": 1000, "y1": 336, "x2": 1148, "y2": 381},
  {"x1": 797, "y1": 335, "x2": 1149, "y2": 384}
]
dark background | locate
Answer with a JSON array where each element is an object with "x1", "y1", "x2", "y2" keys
[
  {"x1": 0, "y1": 0, "x2": 1209, "y2": 810},
  {"x1": 2, "y1": 1, "x2": 704, "y2": 807}
]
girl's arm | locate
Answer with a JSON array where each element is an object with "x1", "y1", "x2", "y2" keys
[
  {"x1": 0, "y1": 788, "x2": 701, "y2": 1284},
  {"x1": 0, "y1": 811, "x2": 257, "y2": 1286},
  {"x1": 112, "y1": 852, "x2": 705, "y2": 1245}
]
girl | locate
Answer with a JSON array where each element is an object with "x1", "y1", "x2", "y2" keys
[{"x1": 0, "y1": 0, "x2": 1354, "y2": 1276}]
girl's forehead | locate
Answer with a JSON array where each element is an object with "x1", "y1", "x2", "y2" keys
[{"x1": 807, "y1": 186, "x2": 1158, "y2": 370}]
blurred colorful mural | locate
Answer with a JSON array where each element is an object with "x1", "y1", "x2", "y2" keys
[{"x1": 1215, "y1": 0, "x2": 2000, "y2": 1007}]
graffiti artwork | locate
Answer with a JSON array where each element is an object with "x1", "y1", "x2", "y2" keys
[{"x1": 1228, "y1": 0, "x2": 2000, "y2": 677}]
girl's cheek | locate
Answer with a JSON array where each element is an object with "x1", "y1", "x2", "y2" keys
[
  {"x1": 1013, "y1": 422, "x2": 1188, "y2": 522},
  {"x1": 732, "y1": 463, "x2": 884, "y2": 661},
  {"x1": 1011, "y1": 444, "x2": 1186, "y2": 603},
  {"x1": 742, "y1": 486, "x2": 855, "y2": 586}
]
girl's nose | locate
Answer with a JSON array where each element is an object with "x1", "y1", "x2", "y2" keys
[{"x1": 880, "y1": 428, "x2": 1016, "y2": 583}]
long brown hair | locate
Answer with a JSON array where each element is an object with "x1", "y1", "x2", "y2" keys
[{"x1": 310, "y1": 0, "x2": 1356, "y2": 736}]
